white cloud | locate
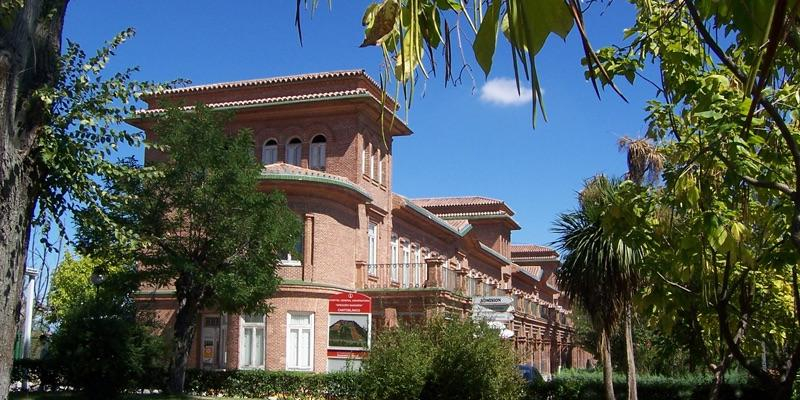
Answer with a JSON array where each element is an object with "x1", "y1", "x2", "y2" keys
[{"x1": 479, "y1": 77, "x2": 533, "y2": 106}]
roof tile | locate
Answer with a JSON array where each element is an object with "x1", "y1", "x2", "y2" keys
[
  {"x1": 160, "y1": 69, "x2": 375, "y2": 95},
  {"x1": 136, "y1": 89, "x2": 371, "y2": 116},
  {"x1": 412, "y1": 196, "x2": 505, "y2": 208},
  {"x1": 510, "y1": 244, "x2": 558, "y2": 257}
]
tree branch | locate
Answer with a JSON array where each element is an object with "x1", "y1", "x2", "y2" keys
[{"x1": 685, "y1": 0, "x2": 800, "y2": 195}]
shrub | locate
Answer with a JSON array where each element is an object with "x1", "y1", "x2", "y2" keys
[
  {"x1": 47, "y1": 283, "x2": 167, "y2": 399},
  {"x1": 361, "y1": 326, "x2": 434, "y2": 400},
  {"x1": 183, "y1": 369, "x2": 361, "y2": 399},
  {"x1": 361, "y1": 318, "x2": 524, "y2": 400},
  {"x1": 525, "y1": 369, "x2": 771, "y2": 400}
]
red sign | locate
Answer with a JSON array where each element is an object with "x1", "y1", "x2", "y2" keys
[
  {"x1": 329, "y1": 292, "x2": 371, "y2": 313},
  {"x1": 327, "y1": 350, "x2": 368, "y2": 359}
]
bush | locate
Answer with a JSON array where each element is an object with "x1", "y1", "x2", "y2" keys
[
  {"x1": 525, "y1": 369, "x2": 771, "y2": 400},
  {"x1": 183, "y1": 369, "x2": 361, "y2": 399},
  {"x1": 47, "y1": 284, "x2": 167, "y2": 399},
  {"x1": 361, "y1": 318, "x2": 524, "y2": 400},
  {"x1": 10, "y1": 358, "x2": 62, "y2": 391},
  {"x1": 360, "y1": 326, "x2": 434, "y2": 400}
]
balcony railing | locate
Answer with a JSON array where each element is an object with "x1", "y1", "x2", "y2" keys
[
  {"x1": 361, "y1": 263, "x2": 485, "y2": 297},
  {"x1": 364, "y1": 263, "x2": 429, "y2": 289}
]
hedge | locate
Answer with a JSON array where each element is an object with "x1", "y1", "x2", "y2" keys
[
  {"x1": 184, "y1": 369, "x2": 361, "y2": 399},
  {"x1": 526, "y1": 370, "x2": 771, "y2": 400},
  {"x1": 13, "y1": 359, "x2": 778, "y2": 400}
]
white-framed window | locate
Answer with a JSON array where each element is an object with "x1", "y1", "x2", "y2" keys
[
  {"x1": 286, "y1": 312, "x2": 314, "y2": 371},
  {"x1": 361, "y1": 144, "x2": 367, "y2": 175},
  {"x1": 309, "y1": 135, "x2": 326, "y2": 170},
  {"x1": 286, "y1": 138, "x2": 302, "y2": 166},
  {"x1": 281, "y1": 227, "x2": 303, "y2": 266},
  {"x1": 240, "y1": 314, "x2": 265, "y2": 369},
  {"x1": 368, "y1": 222, "x2": 377, "y2": 275},
  {"x1": 413, "y1": 245, "x2": 421, "y2": 287},
  {"x1": 442, "y1": 260, "x2": 449, "y2": 289},
  {"x1": 402, "y1": 241, "x2": 411, "y2": 288},
  {"x1": 377, "y1": 151, "x2": 383, "y2": 184},
  {"x1": 262, "y1": 139, "x2": 278, "y2": 164},
  {"x1": 369, "y1": 150, "x2": 375, "y2": 179},
  {"x1": 390, "y1": 235, "x2": 399, "y2": 282}
]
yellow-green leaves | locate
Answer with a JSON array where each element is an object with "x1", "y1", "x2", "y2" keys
[
  {"x1": 473, "y1": 0, "x2": 501, "y2": 77},
  {"x1": 361, "y1": 0, "x2": 400, "y2": 47}
]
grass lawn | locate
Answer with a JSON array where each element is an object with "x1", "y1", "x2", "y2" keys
[{"x1": 10, "y1": 393, "x2": 265, "y2": 400}]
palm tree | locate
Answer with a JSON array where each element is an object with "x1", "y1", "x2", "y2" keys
[
  {"x1": 553, "y1": 177, "x2": 646, "y2": 400},
  {"x1": 617, "y1": 136, "x2": 663, "y2": 400}
]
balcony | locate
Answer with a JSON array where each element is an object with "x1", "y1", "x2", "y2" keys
[{"x1": 356, "y1": 260, "x2": 485, "y2": 296}]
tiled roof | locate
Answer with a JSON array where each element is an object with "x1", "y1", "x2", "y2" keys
[
  {"x1": 514, "y1": 267, "x2": 543, "y2": 282},
  {"x1": 259, "y1": 163, "x2": 372, "y2": 200},
  {"x1": 510, "y1": 244, "x2": 558, "y2": 257},
  {"x1": 477, "y1": 242, "x2": 513, "y2": 265},
  {"x1": 436, "y1": 211, "x2": 510, "y2": 218},
  {"x1": 445, "y1": 219, "x2": 471, "y2": 230},
  {"x1": 413, "y1": 196, "x2": 506, "y2": 208},
  {"x1": 136, "y1": 89, "x2": 373, "y2": 116},
  {"x1": 160, "y1": 69, "x2": 378, "y2": 95},
  {"x1": 398, "y1": 196, "x2": 472, "y2": 237}
]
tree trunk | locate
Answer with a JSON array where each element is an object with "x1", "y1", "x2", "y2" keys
[
  {"x1": 600, "y1": 328, "x2": 616, "y2": 400},
  {"x1": 0, "y1": 2, "x2": 68, "y2": 398},
  {"x1": 0, "y1": 155, "x2": 37, "y2": 400},
  {"x1": 166, "y1": 295, "x2": 200, "y2": 395},
  {"x1": 624, "y1": 305, "x2": 637, "y2": 400}
]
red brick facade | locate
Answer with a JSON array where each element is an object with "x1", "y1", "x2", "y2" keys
[{"x1": 133, "y1": 70, "x2": 593, "y2": 376}]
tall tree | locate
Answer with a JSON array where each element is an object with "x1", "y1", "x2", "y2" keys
[
  {"x1": 554, "y1": 176, "x2": 649, "y2": 400},
  {"x1": 591, "y1": 0, "x2": 800, "y2": 398},
  {"x1": 76, "y1": 105, "x2": 301, "y2": 394},
  {"x1": 0, "y1": 0, "x2": 166, "y2": 392}
]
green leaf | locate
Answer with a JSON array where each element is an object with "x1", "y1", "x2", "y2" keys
[
  {"x1": 473, "y1": 0, "x2": 501, "y2": 77},
  {"x1": 509, "y1": 0, "x2": 573, "y2": 56}
]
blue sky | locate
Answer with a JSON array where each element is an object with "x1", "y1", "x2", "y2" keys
[{"x1": 62, "y1": 1, "x2": 656, "y2": 247}]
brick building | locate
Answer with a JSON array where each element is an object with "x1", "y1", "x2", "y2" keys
[{"x1": 132, "y1": 70, "x2": 592, "y2": 377}]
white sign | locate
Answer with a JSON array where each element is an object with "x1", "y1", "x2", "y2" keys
[
  {"x1": 473, "y1": 296, "x2": 513, "y2": 307},
  {"x1": 472, "y1": 311, "x2": 514, "y2": 322}
]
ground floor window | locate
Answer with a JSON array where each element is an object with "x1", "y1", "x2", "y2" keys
[
  {"x1": 240, "y1": 314, "x2": 265, "y2": 369},
  {"x1": 286, "y1": 312, "x2": 314, "y2": 370}
]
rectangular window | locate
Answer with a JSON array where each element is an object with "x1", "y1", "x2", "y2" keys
[
  {"x1": 286, "y1": 142, "x2": 301, "y2": 166},
  {"x1": 286, "y1": 312, "x2": 314, "y2": 371},
  {"x1": 402, "y1": 243, "x2": 411, "y2": 288},
  {"x1": 377, "y1": 152, "x2": 383, "y2": 184},
  {"x1": 240, "y1": 314, "x2": 265, "y2": 369},
  {"x1": 390, "y1": 235, "x2": 399, "y2": 282},
  {"x1": 310, "y1": 142, "x2": 326, "y2": 169},
  {"x1": 413, "y1": 246, "x2": 421, "y2": 287},
  {"x1": 369, "y1": 152, "x2": 375, "y2": 179},
  {"x1": 282, "y1": 228, "x2": 303, "y2": 266},
  {"x1": 263, "y1": 146, "x2": 277, "y2": 164},
  {"x1": 361, "y1": 146, "x2": 367, "y2": 175},
  {"x1": 368, "y1": 222, "x2": 377, "y2": 275}
]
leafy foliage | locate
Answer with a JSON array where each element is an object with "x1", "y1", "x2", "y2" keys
[
  {"x1": 76, "y1": 104, "x2": 301, "y2": 393},
  {"x1": 46, "y1": 252, "x2": 124, "y2": 323},
  {"x1": 585, "y1": 0, "x2": 800, "y2": 397},
  {"x1": 184, "y1": 369, "x2": 362, "y2": 399},
  {"x1": 32, "y1": 29, "x2": 170, "y2": 245},
  {"x1": 45, "y1": 257, "x2": 167, "y2": 399},
  {"x1": 362, "y1": 318, "x2": 524, "y2": 400},
  {"x1": 525, "y1": 369, "x2": 767, "y2": 400}
]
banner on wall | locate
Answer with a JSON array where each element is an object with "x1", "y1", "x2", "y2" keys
[{"x1": 327, "y1": 292, "x2": 372, "y2": 372}]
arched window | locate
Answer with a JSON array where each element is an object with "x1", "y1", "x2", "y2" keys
[
  {"x1": 286, "y1": 138, "x2": 302, "y2": 166},
  {"x1": 262, "y1": 139, "x2": 278, "y2": 165},
  {"x1": 309, "y1": 135, "x2": 327, "y2": 170}
]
